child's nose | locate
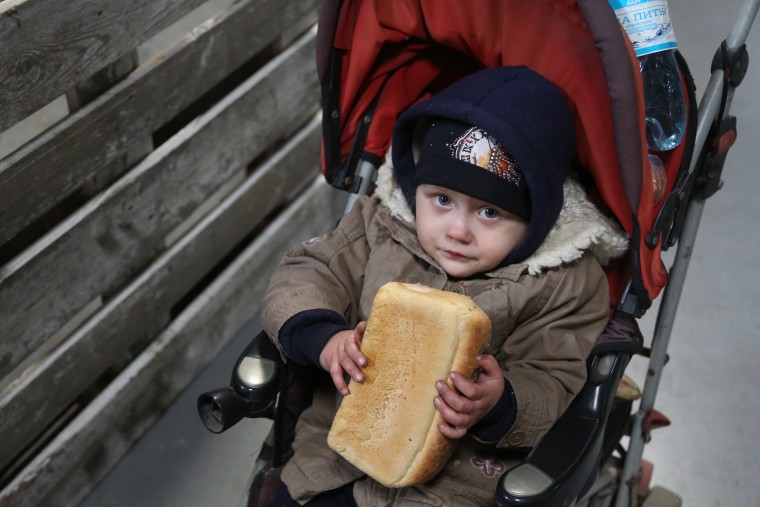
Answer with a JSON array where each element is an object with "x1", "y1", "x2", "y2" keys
[{"x1": 446, "y1": 215, "x2": 472, "y2": 243}]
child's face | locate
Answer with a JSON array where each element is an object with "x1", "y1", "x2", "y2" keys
[{"x1": 415, "y1": 184, "x2": 528, "y2": 278}]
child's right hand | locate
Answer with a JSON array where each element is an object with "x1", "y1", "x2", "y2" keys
[{"x1": 319, "y1": 322, "x2": 367, "y2": 395}]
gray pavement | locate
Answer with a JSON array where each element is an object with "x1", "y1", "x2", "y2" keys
[
  {"x1": 77, "y1": 319, "x2": 270, "y2": 507},
  {"x1": 73, "y1": 1, "x2": 760, "y2": 506}
]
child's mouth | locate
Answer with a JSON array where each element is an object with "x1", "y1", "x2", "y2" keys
[{"x1": 443, "y1": 250, "x2": 470, "y2": 261}]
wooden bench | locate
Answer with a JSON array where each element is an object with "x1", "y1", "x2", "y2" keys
[{"x1": 0, "y1": 1, "x2": 343, "y2": 505}]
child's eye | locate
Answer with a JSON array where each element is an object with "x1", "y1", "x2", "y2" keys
[
  {"x1": 435, "y1": 195, "x2": 452, "y2": 207},
  {"x1": 479, "y1": 207, "x2": 501, "y2": 219}
]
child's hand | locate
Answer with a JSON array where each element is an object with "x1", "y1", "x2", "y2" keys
[
  {"x1": 434, "y1": 354, "x2": 504, "y2": 439},
  {"x1": 319, "y1": 322, "x2": 368, "y2": 395}
]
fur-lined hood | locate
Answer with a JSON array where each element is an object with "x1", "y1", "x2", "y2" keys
[{"x1": 374, "y1": 152, "x2": 629, "y2": 275}]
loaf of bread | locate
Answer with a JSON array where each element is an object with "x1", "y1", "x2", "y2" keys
[{"x1": 327, "y1": 282, "x2": 492, "y2": 488}]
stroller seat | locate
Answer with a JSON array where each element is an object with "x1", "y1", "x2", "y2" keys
[{"x1": 199, "y1": 309, "x2": 643, "y2": 506}]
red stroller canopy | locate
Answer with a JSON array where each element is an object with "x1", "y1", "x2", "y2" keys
[{"x1": 317, "y1": 0, "x2": 695, "y2": 309}]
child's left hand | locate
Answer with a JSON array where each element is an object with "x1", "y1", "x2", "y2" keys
[{"x1": 434, "y1": 354, "x2": 504, "y2": 439}]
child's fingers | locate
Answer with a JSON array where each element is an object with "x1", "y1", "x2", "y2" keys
[
  {"x1": 340, "y1": 354, "x2": 365, "y2": 383},
  {"x1": 434, "y1": 396, "x2": 469, "y2": 437},
  {"x1": 330, "y1": 362, "x2": 349, "y2": 396},
  {"x1": 344, "y1": 332, "x2": 367, "y2": 369},
  {"x1": 437, "y1": 419, "x2": 467, "y2": 440},
  {"x1": 448, "y1": 371, "x2": 480, "y2": 400},
  {"x1": 436, "y1": 380, "x2": 472, "y2": 415},
  {"x1": 476, "y1": 354, "x2": 502, "y2": 379},
  {"x1": 355, "y1": 321, "x2": 367, "y2": 339}
]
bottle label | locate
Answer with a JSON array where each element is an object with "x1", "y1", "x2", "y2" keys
[{"x1": 608, "y1": 0, "x2": 678, "y2": 56}]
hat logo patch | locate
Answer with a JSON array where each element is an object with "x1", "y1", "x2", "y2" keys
[{"x1": 448, "y1": 127, "x2": 525, "y2": 187}]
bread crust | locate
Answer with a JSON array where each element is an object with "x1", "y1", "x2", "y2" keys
[{"x1": 327, "y1": 282, "x2": 492, "y2": 487}]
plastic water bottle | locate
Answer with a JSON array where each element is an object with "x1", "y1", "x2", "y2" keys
[{"x1": 609, "y1": 0, "x2": 686, "y2": 151}]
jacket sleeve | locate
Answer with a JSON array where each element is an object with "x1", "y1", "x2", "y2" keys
[
  {"x1": 497, "y1": 254, "x2": 610, "y2": 449},
  {"x1": 261, "y1": 197, "x2": 376, "y2": 364}
]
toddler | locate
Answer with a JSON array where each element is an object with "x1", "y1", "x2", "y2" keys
[{"x1": 261, "y1": 65, "x2": 628, "y2": 506}]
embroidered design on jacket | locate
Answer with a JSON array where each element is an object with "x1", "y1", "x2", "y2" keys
[{"x1": 470, "y1": 453, "x2": 506, "y2": 478}]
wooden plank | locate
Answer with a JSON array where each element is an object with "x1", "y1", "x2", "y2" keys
[
  {"x1": 0, "y1": 52, "x2": 157, "y2": 274},
  {"x1": 65, "y1": 51, "x2": 140, "y2": 111},
  {"x1": 0, "y1": 0, "x2": 319, "y2": 247},
  {"x1": 0, "y1": 177, "x2": 341, "y2": 507},
  {"x1": 64, "y1": 50, "x2": 155, "y2": 195},
  {"x1": 0, "y1": 29, "x2": 320, "y2": 379},
  {"x1": 0, "y1": 117, "x2": 322, "y2": 475},
  {"x1": 0, "y1": 0, "x2": 210, "y2": 132}
]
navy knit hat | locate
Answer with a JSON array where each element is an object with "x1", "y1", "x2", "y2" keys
[
  {"x1": 392, "y1": 66, "x2": 575, "y2": 265},
  {"x1": 415, "y1": 118, "x2": 531, "y2": 220}
]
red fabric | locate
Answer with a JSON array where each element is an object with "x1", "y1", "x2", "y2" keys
[{"x1": 323, "y1": 0, "x2": 689, "y2": 304}]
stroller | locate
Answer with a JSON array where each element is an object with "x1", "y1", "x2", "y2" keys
[{"x1": 198, "y1": 0, "x2": 758, "y2": 505}]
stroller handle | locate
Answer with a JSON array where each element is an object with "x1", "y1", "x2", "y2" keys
[{"x1": 727, "y1": 0, "x2": 760, "y2": 48}]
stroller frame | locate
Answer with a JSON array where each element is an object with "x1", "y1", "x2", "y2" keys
[
  {"x1": 197, "y1": 1, "x2": 760, "y2": 505},
  {"x1": 611, "y1": 2, "x2": 759, "y2": 505}
]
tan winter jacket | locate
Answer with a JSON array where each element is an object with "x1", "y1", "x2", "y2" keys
[{"x1": 260, "y1": 161, "x2": 628, "y2": 506}]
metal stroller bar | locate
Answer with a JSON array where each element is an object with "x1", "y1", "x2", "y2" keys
[
  {"x1": 343, "y1": 159, "x2": 378, "y2": 213},
  {"x1": 614, "y1": 1, "x2": 760, "y2": 504}
]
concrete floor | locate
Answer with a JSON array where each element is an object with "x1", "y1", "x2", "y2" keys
[{"x1": 73, "y1": 1, "x2": 760, "y2": 506}]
